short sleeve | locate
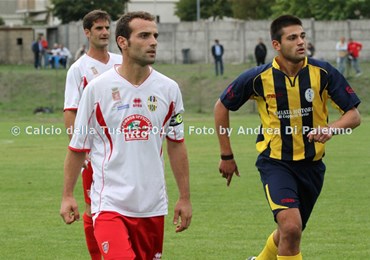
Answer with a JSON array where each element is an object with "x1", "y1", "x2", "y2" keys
[
  {"x1": 220, "y1": 68, "x2": 259, "y2": 111},
  {"x1": 326, "y1": 65, "x2": 361, "y2": 113},
  {"x1": 68, "y1": 83, "x2": 96, "y2": 152},
  {"x1": 64, "y1": 64, "x2": 85, "y2": 111}
]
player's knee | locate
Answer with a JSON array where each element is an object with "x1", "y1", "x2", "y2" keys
[{"x1": 279, "y1": 222, "x2": 302, "y2": 244}]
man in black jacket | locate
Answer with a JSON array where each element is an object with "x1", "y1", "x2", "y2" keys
[{"x1": 211, "y1": 39, "x2": 224, "y2": 75}]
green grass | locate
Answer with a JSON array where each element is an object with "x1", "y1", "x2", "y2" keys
[{"x1": 0, "y1": 63, "x2": 369, "y2": 259}]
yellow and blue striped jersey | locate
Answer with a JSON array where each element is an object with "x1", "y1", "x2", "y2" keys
[{"x1": 220, "y1": 57, "x2": 361, "y2": 161}]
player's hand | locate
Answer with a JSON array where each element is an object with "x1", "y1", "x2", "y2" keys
[
  {"x1": 307, "y1": 127, "x2": 333, "y2": 143},
  {"x1": 60, "y1": 196, "x2": 80, "y2": 224},
  {"x1": 173, "y1": 198, "x2": 192, "y2": 233},
  {"x1": 219, "y1": 159, "x2": 240, "y2": 186}
]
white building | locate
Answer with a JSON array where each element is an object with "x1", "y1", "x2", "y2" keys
[
  {"x1": 126, "y1": 0, "x2": 180, "y2": 23},
  {"x1": 0, "y1": 0, "x2": 59, "y2": 26}
]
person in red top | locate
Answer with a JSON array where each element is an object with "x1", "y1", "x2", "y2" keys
[{"x1": 347, "y1": 38, "x2": 362, "y2": 76}]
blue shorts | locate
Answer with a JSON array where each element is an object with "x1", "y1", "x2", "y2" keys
[{"x1": 255, "y1": 154, "x2": 325, "y2": 230}]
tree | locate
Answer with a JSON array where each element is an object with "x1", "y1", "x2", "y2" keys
[
  {"x1": 270, "y1": 0, "x2": 370, "y2": 20},
  {"x1": 51, "y1": 0, "x2": 128, "y2": 24},
  {"x1": 175, "y1": 0, "x2": 232, "y2": 21},
  {"x1": 0, "y1": 17, "x2": 5, "y2": 26},
  {"x1": 230, "y1": 0, "x2": 274, "y2": 20},
  {"x1": 229, "y1": 0, "x2": 370, "y2": 21}
]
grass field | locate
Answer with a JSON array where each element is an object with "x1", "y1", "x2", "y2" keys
[{"x1": 0, "y1": 62, "x2": 369, "y2": 259}]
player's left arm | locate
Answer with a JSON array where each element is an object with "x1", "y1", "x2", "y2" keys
[
  {"x1": 60, "y1": 149, "x2": 86, "y2": 224},
  {"x1": 307, "y1": 107, "x2": 361, "y2": 143},
  {"x1": 166, "y1": 140, "x2": 192, "y2": 233}
]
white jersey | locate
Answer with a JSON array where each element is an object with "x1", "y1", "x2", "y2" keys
[
  {"x1": 64, "y1": 52, "x2": 122, "y2": 111},
  {"x1": 69, "y1": 65, "x2": 185, "y2": 217}
]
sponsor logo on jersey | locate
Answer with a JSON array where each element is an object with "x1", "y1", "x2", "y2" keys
[
  {"x1": 346, "y1": 86, "x2": 355, "y2": 94},
  {"x1": 121, "y1": 114, "x2": 153, "y2": 141},
  {"x1": 117, "y1": 104, "x2": 129, "y2": 110},
  {"x1": 133, "y1": 98, "x2": 142, "y2": 107},
  {"x1": 169, "y1": 113, "x2": 183, "y2": 126},
  {"x1": 266, "y1": 92, "x2": 283, "y2": 99},
  {"x1": 147, "y1": 96, "x2": 158, "y2": 111},
  {"x1": 112, "y1": 88, "x2": 121, "y2": 101}
]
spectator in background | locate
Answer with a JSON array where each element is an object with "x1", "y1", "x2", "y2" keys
[
  {"x1": 347, "y1": 38, "x2": 362, "y2": 77},
  {"x1": 40, "y1": 34, "x2": 49, "y2": 68},
  {"x1": 31, "y1": 35, "x2": 42, "y2": 69},
  {"x1": 59, "y1": 44, "x2": 72, "y2": 69},
  {"x1": 307, "y1": 42, "x2": 315, "y2": 57},
  {"x1": 74, "y1": 44, "x2": 86, "y2": 61},
  {"x1": 49, "y1": 43, "x2": 60, "y2": 69},
  {"x1": 254, "y1": 38, "x2": 267, "y2": 65},
  {"x1": 211, "y1": 39, "x2": 224, "y2": 76},
  {"x1": 336, "y1": 36, "x2": 348, "y2": 75}
]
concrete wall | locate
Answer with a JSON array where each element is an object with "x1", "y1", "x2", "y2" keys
[
  {"x1": 150, "y1": 19, "x2": 370, "y2": 64},
  {"x1": 1, "y1": 19, "x2": 370, "y2": 65}
]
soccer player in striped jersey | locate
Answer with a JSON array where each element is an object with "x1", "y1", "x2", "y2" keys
[
  {"x1": 63, "y1": 10, "x2": 121, "y2": 260},
  {"x1": 60, "y1": 11, "x2": 192, "y2": 259},
  {"x1": 215, "y1": 15, "x2": 361, "y2": 260}
]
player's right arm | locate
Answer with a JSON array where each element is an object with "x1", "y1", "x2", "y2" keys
[
  {"x1": 60, "y1": 149, "x2": 86, "y2": 224},
  {"x1": 64, "y1": 110, "x2": 77, "y2": 140},
  {"x1": 214, "y1": 99, "x2": 239, "y2": 186}
]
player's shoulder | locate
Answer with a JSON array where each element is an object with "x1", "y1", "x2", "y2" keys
[
  {"x1": 108, "y1": 52, "x2": 122, "y2": 63},
  {"x1": 307, "y1": 58, "x2": 335, "y2": 74},
  {"x1": 68, "y1": 54, "x2": 92, "y2": 71},
  {"x1": 236, "y1": 63, "x2": 272, "y2": 82},
  {"x1": 89, "y1": 66, "x2": 116, "y2": 85},
  {"x1": 151, "y1": 68, "x2": 177, "y2": 86}
]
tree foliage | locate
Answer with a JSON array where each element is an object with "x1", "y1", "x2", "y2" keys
[
  {"x1": 229, "y1": 0, "x2": 273, "y2": 20},
  {"x1": 176, "y1": 0, "x2": 370, "y2": 21},
  {"x1": 51, "y1": 0, "x2": 128, "y2": 24},
  {"x1": 175, "y1": 0, "x2": 232, "y2": 21}
]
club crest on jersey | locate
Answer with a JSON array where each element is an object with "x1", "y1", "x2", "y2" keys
[
  {"x1": 147, "y1": 96, "x2": 158, "y2": 111},
  {"x1": 305, "y1": 88, "x2": 314, "y2": 102},
  {"x1": 112, "y1": 88, "x2": 121, "y2": 101},
  {"x1": 91, "y1": 66, "x2": 98, "y2": 75},
  {"x1": 121, "y1": 114, "x2": 153, "y2": 141},
  {"x1": 133, "y1": 98, "x2": 142, "y2": 108},
  {"x1": 101, "y1": 241, "x2": 109, "y2": 254}
]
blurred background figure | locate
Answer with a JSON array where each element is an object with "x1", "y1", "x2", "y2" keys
[
  {"x1": 336, "y1": 36, "x2": 348, "y2": 74},
  {"x1": 31, "y1": 34, "x2": 42, "y2": 69},
  {"x1": 74, "y1": 44, "x2": 86, "y2": 61},
  {"x1": 254, "y1": 38, "x2": 267, "y2": 65},
  {"x1": 58, "y1": 44, "x2": 72, "y2": 69},
  {"x1": 211, "y1": 39, "x2": 224, "y2": 76},
  {"x1": 307, "y1": 42, "x2": 315, "y2": 57},
  {"x1": 347, "y1": 38, "x2": 362, "y2": 77}
]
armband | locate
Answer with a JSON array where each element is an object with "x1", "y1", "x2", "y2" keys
[{"x1": 221, "y1": 154, "x2": 234, "y2": 160}]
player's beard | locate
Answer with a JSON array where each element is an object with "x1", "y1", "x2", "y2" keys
[
  {"x1": 127, "y1": 40, "x2": 156, "y2": 66},
  {"x1": 281, "y1": 46, "x2": 305, "y2": 64}
]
